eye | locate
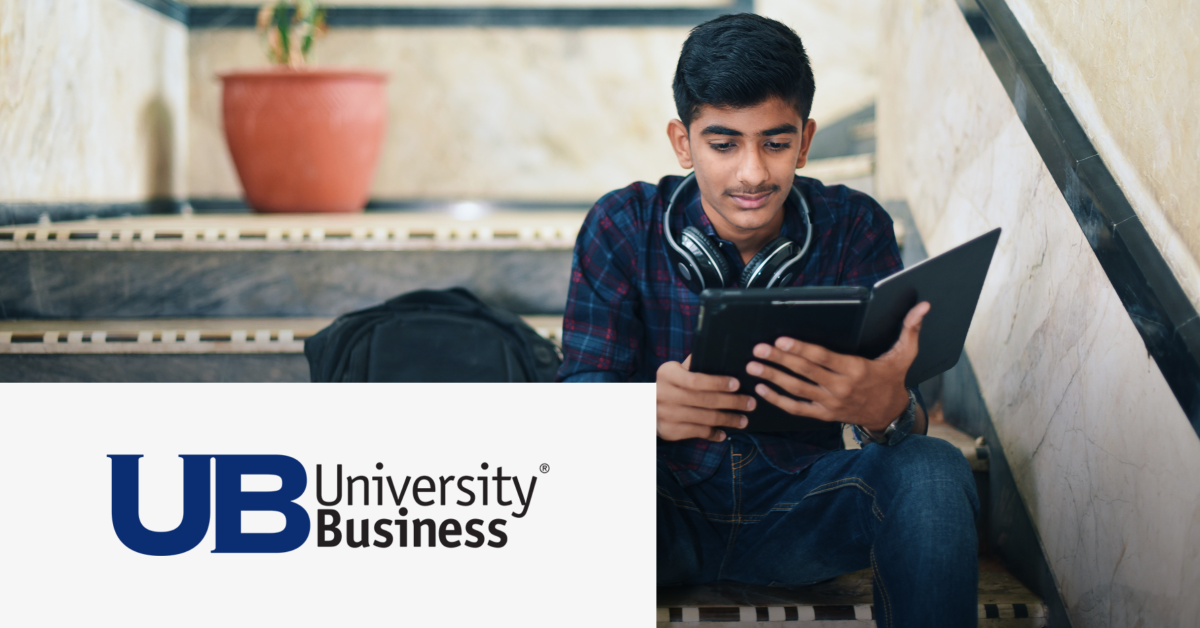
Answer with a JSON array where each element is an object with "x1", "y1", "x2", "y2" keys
[
  {"x1": 710, "y1": 142, "x2": 735, "y2": 152},
  {"x1": 765, "y1": 142, "x2": 792, "y2": 152}
]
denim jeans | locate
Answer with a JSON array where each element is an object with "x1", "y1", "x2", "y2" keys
[{"x1": 658, "y1": 432, "x2": 980, "y2": 628}]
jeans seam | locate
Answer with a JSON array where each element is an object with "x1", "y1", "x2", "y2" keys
[
  {"x1": 655, "y1": 487, "x2": 774, "y2": 522},
  {"x1": 717, "y1": 445, "x2": 749, "y2": 580},
  {"x1": 871, "y1": 548, "x2": 893, "y2": 628},
  {"x1": 804, "y1": 477, "x2": 885, "y2": 522}
]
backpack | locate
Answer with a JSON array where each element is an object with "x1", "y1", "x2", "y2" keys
[{"x1": 304, "y1": 288, "x2": 562, "y2": 382}]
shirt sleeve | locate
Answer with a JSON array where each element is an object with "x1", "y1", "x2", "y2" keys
[{"x1": 556, "y1": 193, "x2": 646, "y2": 382}]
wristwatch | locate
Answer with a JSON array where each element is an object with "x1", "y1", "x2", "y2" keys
[{"x1": 853, "y1": 389, "x2": 917, "y2": 446}]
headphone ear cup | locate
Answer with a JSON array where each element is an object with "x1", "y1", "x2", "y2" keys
[
  {"x1": 740, "y1": 237, "x2": 798, "y2": 288},
  {"x1": 680, "y1": 226, "x2": 733, "y2": 289}
]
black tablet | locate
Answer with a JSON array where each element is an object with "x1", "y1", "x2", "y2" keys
[{"x1": 690, "y1": 227, "x2": 1001, "y2": 432}]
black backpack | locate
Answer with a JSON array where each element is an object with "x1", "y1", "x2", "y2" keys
[{"x1": 304, "y1": 288, "x2": 562, "y2": 382}]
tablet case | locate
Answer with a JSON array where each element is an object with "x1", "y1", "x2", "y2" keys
[{"x1": 690, "y1": 227, "x2": 1001, "y2": 432}]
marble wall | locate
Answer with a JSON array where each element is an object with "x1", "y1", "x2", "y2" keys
[
  {"x1": 877, "y1": 0, "x2": 1200, "y2": 625},
  {"x1": 1005, "y1": 0, "x2": 1200, "y2": 314},
  {"x1": 187, "y1": 0, "x2": 883, "y2": 203},
  {"x1": 0, "y1": 0, "x2": 188, "y2": 203}
]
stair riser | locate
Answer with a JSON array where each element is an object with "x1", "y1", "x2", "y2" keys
[
  {"x1": 1, "y1": 249, "x2": 572, "y2": 318},
  {"x1": 0, "y1": 354, "x2": 308, "y2": 382}
]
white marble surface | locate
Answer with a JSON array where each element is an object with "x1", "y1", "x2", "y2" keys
[
  {"x1": 756, "y1": 0, "x2": 880, "y2": 126},
  {"x1": 1007, "y1": 0, "x2": 1200, "y2": 315},
  {"x1": 878, "y1": 1, "x2": 1200, "y2": 626},
  {"x1": 185, "y1": 0, "x2": 731, "y2": 5},
  {"x1": 0, "y1": 0, "x2": 188, "y2": 202}
]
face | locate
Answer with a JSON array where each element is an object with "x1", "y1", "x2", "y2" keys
[{"x1": 667, "y1": 96, "x2": 816, "y2": 239}]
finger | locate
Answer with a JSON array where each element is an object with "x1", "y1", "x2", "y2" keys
[
  {"x1": 745, "y1": 360, "x2": 829, "y2": 403},
  {"x1": 774, "y1": 337, "x2": 857, "y2": 375},
  {"x1": 750, "y1": 342, "x2": 838, "y2": 387},
  {"x1": 659, "y1": 385, "x2": 756, "y2": 412},
  {"x1": 883, "y1": 301, "x2": 930, "y2": 362},
  {"x1": 754, "y1": 383, "x2": 835, "y2": 422},
  {"x1": 658, "y1": 421, "x2": 729, "y2": 442},
  {"x1": 662, "y1": 359, "x2": 740, "y2": 392},
  {"x1": 682, "y1": 355, "x2": 692, "y2": 369}
]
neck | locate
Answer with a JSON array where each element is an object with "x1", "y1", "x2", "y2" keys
[{"x1": 700, "y1": 199, "x2": 787, "y2": 265}]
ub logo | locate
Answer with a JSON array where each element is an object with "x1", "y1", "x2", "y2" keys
[{"x1": 108, "y1": 455, "x2": 311, "y2": 556}]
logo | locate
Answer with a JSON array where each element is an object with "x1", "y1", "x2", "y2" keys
[
  {"x1": 108, "y1": 455, "x2": 310, "y2": 556},
  {"x1": 109, "y1": 456, "x2": 543, "y2": 556}
]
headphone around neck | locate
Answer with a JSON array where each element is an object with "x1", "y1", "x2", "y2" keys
[{"x1": 663, "y1": 172, "x2": 814, "y2": 294}]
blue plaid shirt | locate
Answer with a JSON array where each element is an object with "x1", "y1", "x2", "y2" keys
[{"x1": 557, "y1": 174, "x2": 905, "y2": 486}]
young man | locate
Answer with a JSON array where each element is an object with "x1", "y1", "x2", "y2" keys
[{"x1": 558, "y1": 14, "x2": 979, "y2": 627}]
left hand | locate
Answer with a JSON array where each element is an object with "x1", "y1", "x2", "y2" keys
[{"x1": 745, "y1": 301, "x2": 930, "y2": 432}]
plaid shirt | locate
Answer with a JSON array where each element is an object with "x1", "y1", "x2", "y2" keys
[{"x1": 557, "y1": 174, "x2": 904, "y2": 487}]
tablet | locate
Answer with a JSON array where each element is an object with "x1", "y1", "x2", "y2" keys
[{"x1": 690, "y1": 227, "x2": 1001, "y2": 432}]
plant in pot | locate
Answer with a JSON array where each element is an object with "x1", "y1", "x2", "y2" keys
[{"x1": 220, "y1": 0, "x2": 388, "y2": 213}]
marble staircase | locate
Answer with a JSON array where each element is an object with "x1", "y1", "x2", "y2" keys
[{"x1": 0, "y1": 211, "x2": 579, "y2": 381}]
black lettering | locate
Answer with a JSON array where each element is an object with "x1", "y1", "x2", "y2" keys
[
  {"x1": 464, "y1": 518, "x2": 485, "y2": 548},
  {"x1": 386, "y1": 476, "x2": 410, "y2": 506},
  {"x1": 414, "y1": 518, "x2": 436, "y2": 547},
  {"x1": 373, "y1": 519, "x2": 393, "y2": 548},
  {"x1": 374, "y1": 476, "x2": 383, "y2": 506},
  {"x1": 439, "y1": 476, "x2": 455, "y2": 505},
  {"x1": 347, "y1": 518, "x2": 370, "y2": 548},
  {"x1": 439, "y1": 518, "x2": 462, "y2": 548},
  {"x1": 316, "y1": 464, "x2": 342, "y2": 506},
  {"x1": 317, "y1": 509, "x2": 341, "y2": 546},
  {"x1": 488, "y1": 519, "x2": 507, "y2": 548},
  {"x1": 413, "y1": 476, "x2": 435, "y2": 506},
  {"x1": 394, "y1": 519, "x2": 408, "y2": 547},
  {"x1": 511, "y1": 476, "x2": 537, "y2": 518},
  {"x1": 348, "y1": 475, "x2": 369, "y2": 506},
  {"x1": 456, "y1": 476, "x2": 475, "y2": 506},
  {"x1": 478, "y1": 476, "x2": 488, "y2": 505},
  {"x1": 494, "y1": 466, "x2": 511, "y2": 506}
]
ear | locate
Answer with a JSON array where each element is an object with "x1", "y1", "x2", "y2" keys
[
  {"x1": 794, "y1": 119, "x2": 818, "y2": 169},
  {"x1": 667, "y1": 119, "x2": 694, "y2": 170}
]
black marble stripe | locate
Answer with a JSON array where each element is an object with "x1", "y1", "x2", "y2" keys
[
  {"x1": 961, "y1": 0, "x2": 1200, "y2": 435},
  {"x1": 1013, "y1": 603, "x2": 1029, "y2": 618},
  {"x1": 812, "y1": 605, "x2": 856, "y2": 620},
  {"x1": 696, "y1": 607, "x2": 741, "y2": 621},
  {"x1": 0, "y1": 200, "x2": 183, "y2": 227},
  {"x1": 189, "y1": 1, "x2": 752, "y2": 29},
  {"x1": 125, "y1": 0, "x2": 189, "y2": 23}
]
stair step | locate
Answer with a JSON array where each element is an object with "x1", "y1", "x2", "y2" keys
[
  {"x1": 0, "y1": 316, "x2": 563, "y2": 382},
  {"x1": 657, "y1": 558, "x2": 1044, "y2": 626},
  {"x1": 0, "y1": 212, "x2": 583, "y2": 318}
]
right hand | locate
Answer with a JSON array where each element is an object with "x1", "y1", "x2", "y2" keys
[{"x1": 656, "y1": 355, "x2": 756, "y2": 442}]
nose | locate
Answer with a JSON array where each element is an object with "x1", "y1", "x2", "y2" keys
[{"x1": 736, "y1": 145, "x2": 770, "y2": 190}]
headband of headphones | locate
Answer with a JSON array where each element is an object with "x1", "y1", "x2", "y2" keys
[{"x1": 662, "y1": 173, "x2": 813, "y2": 294}]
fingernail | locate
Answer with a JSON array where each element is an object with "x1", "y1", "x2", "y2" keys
[
  {"x1": 728, "y1": 378, "x2": 739, "y2": 391},
  {"x1": 746, "y1": 361, "x2": 763, "y2": 376},
  {"x1": 746, "y1": 397, "x2": 756, "y2": 411},
  {"x1": 739, "y1": 416, "x2": 749, "y2": 428},
  {"x1": 755, "y1": 383, "x2": 770, "y2": 396},
  {"x1": 777, "y1": 337, "x2": 794, "y2": 350},
  {"x1": 716, "y1": 430, "x2": 727, "y2": 442},
  {"x1": 753, "y1": 344, "x2": 771, "y2": 358}
]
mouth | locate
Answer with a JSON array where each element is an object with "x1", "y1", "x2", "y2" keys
[{"x1": 728, "y1": 190, "x2": 775, "y2": 210}]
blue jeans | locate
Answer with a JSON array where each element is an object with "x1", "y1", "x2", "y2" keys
[{"x1": 658, "y1": 433, "x2": 980, "y2": 628}]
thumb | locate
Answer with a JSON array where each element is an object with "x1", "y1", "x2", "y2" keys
[{"x1": 883, "y1": 301, "x2": 930, "y2": 362}]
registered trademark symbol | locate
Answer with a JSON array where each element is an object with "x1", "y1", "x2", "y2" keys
[{"x1": 539, "y1": 463, "x2": 550, "y2": 474}]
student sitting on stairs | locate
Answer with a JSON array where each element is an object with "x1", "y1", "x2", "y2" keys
[{"x1": 556, "y1": 13, "x2": 980, "y2": 628}]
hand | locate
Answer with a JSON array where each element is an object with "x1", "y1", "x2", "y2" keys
[
  {"x1": 657, "y1": 355, "x2": 756, "y2": 442},
  {"x1": 745, "y1": 302, "x2": 930, "y2": 432}
]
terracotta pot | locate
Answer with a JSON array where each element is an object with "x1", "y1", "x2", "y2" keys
[{"x1": 219, "y1": 68, "x2": 388, "y2": 213}]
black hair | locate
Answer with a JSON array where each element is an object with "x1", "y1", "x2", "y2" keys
[{"x1": 672, "y1": 13, "x2": 816, "y2": 130}]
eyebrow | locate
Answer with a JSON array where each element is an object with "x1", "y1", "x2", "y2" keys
[{"x1": 700, "y1": 123, "x2": 799, "y2": 137}]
